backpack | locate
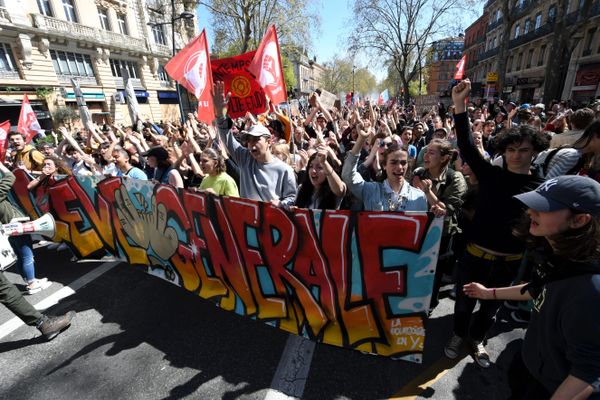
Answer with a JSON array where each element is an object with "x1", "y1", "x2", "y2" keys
[{"x1": 533, "y1": 147, "x2": 584, "y2": 179}]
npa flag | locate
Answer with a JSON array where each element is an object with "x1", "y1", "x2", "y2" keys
[
  {"x1": 378, "y1": 89, "x2": 389, "y2": 105},
  {"x1": 0, "y1": 120, "x2": 10, "y2": 162},
  {"x1": 165, "y1": 29, "x2": 214, "y2": 123},
  {"x1": 211, "y1": 51, "x2": 267, "y2": 119},
  {"x1": 454, "y1": 55, "x2": 466, "y2": 80},
  {"x1": 248, "y1": 25, "x2": 287, "y2": 105},
  {"x1": 17, "y1": 95, "x2": 42, "y2": 143}
]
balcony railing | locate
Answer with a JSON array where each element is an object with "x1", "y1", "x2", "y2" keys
[
  {"x1": 113, "y1": 77, "x2": 144, "y2": 89},
  {"x1": 57, "y1": 74, "x2": 97, "y2": 85},
  {"x1": 487, "y1": 17, "x2": 503, "y2": 32},
  {"x1": 0, "y1": 69, "x2": 20, "y2": 80},
  {"x1": 149, "y1": 42, "x2": 172, "y2": 57},
  {"x1": 478, "y1": 47, "x2": 499, "y2": 62},
  {"x1": 566, "y1": 1, "x2": 600, "y2": 25},
  {"x1": 513, "y1": 0, "x2": 540, "y2": 20},
  {"x1": 32, "y1": 14, "x2": 146, "y2": 52},
  {"x1": 0, "y1": 7, "x2": 10, "y2": 23},
  {"x1": 509, "y1": 22, "x2": 554, "y2": 49}
]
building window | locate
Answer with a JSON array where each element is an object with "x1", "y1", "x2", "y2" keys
[
  {"x1": 158, "y1": 65, "x2": 170, "y2": 82},
  {"x1": 516, "y1": 52, "x2": 523, "y2": 70},
  {"x1": 583, "y1": 28, "x2": 596, "y2": 55},
  {"x1": 535, "y1": 13, "x2": 542, "y2": 30},
  {"x1": 152, "y1": 23, "x2": 167, "y2": 45},
  {"x1": 514, "y1": 24, "x2": 520, "y2": 39},
  {"x1": 526, "y1": 49, "x2": 534, "y2": 68},
  {"x1": 538, "y1": 45, "x2": 546, "y2": 66},
  {"x1": 110, "y1": 59, "x2": 139, "y2": 79},
  {"x1": 548, "y1": 5, "x2": 557, "y2": 23},
  {"x1": 117, "y1": 14, "x2": 128, "y2": 35},
  {"x1": 507, "y1": 55, "x2": 514, "y2": 72},
  {"x1": 62, "y1": 0, "x2": 77, "y2": 22},
  {"x1": 37, "y1": 0, "x2": 53, "y2": 16},
  {"x1": 0, "y1": 43, "x2": 18, "y2": 75},
  {"x1": 50, "y1": 50, "x2": 95, "y2": 78},
  {"x1": 98, "y1": 7, "x2": 110, "y2": 30},
  {"x1": 524, "y1": 19, "x2": 531, "y2": 35}
]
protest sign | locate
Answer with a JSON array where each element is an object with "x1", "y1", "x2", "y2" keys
[
  {"x1": 414, "y1": 95, "x2": 439, "y2": 114},
  {"x1": 11, "y1": 170, "x2": 442, "y2": 363},
  {"x1": 212, "y1": 51, "x2": 267, "y2": 119},
  {"x1": 318, "y1": 89, "x2": 338, "y2": 110}
]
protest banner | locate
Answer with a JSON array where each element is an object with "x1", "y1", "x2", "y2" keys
[
  {"x1": 211, "y1": 51, "x2": 267, "y2": 119},
  {"x1": 414, "y1": 95, "x2": 439, "y2": 114},
  {"x1": 318, "y1": 89, "x2": 338, "y2": 110},
  {"x1": 0, "y1": 120, "x2": 10, "y2": 162},
  {"x1": 10, "y1": 170, "x2": 442, "y2": 363}
]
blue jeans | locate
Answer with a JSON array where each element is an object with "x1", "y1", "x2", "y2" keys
[{"x1": 8, "y1": 235, "x2": 36, "y2": 283}]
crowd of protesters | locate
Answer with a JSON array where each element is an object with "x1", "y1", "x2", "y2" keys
[{"x1": 0, "y1": 78, "x2": 599, "y2": 397}]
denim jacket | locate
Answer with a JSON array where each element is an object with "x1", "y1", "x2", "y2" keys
[{"x1": 342, "y1": 152, "x2": 427, "y2": 212}]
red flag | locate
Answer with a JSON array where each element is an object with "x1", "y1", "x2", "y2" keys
[
  {"x1": 248, "y1": 25, "x2": 287, "y2": 105},
  {"x1": 164, "y1": 29, "x2": 215, "y2": 123},
  {"x1": 211, "y1": 51, "x2": 267, "y2": 118},
  {"x1": 454, "y1": 55, "x2": 466, "y2": 80},
  {"x1": 17, "y1": 95, "x2": 42, "y2": 143},
  {"x1": 0, "y1": 120, "x2": 10, "y2": 162}
]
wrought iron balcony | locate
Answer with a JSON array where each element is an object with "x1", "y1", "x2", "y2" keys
[
  {"x1": 0, "y1": 69, "x2": 20, "y2": 80},
  {"x1": 508, "y1": 22, "x2": 554, "y2": 49},
  {"x1": 477, "y1": 47, "x2": 499, "y2": 62},
  {"x1": 32, "y1": 14, "x2": 146, "y2": 53},
  {"x1": 566, "y1": 1, "x2": 600, "y2": 24},
  {"x1": 487, "y1": 18, "x2": 503, "y2": 32},
  {"x1": 513, "y1": 0, "x2": 540, "y2": 20}
]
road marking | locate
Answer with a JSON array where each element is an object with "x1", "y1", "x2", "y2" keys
[
  {"x1": 264, "y1": 334, "x2": 316, "y2": 400},
  {"x1": 389, "y1": 356, "x2": 463, "y2": 399},
  {"x1": 0, "y1": 261, "x2": 120, "y2": 341}
]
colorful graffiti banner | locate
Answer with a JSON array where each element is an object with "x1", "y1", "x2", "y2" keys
[
  {"x1": 212, "y1": 51, "x2": 268, "y2": 119},
  {"x1": 10, "y1": 170, "x2": 442, "y2": 363}
]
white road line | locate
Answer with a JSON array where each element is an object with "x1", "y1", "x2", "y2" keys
[
  {"x1": 0, "y1": 261, "x2": 121, "y2": 341},
  {"x1": 264, "y1": 334, "x2": 316, "y2": 400}
]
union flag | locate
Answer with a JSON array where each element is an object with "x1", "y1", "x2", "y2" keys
[
  {"x1": 248, "y1": 25, "x2": 287, "y2": 105},
  {"x1": 165, "y1": 29, "x2": 215, "y2": 123},
  {"x1": 17, "y1": 95, "x2": 42, "y2": 143}
]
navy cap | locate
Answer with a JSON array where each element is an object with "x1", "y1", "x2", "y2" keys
[
  {"x1": 514, "y1": 175, "x2": 600, "y2": 217},
  {"x1": 142, "y1": 146, "x2": 169, "y2": 161}
]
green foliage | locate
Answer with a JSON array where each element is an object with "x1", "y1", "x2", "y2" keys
[
  {"x1": 281, "y1": 54, "x2": 296, "y2": 92},
  {"x1": 52, "y1": 107, "x2": 80, "y2": 125},
  {"x1": 35, "y1": 87, "x2": 54, "y2": 100},
  {"x1": 320, "y1": 56, "x2": 377, "y2": 95}
]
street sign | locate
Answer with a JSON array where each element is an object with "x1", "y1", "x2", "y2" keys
[{"x1": 487, "y1": 72, "x2": 498, "y2": 83}]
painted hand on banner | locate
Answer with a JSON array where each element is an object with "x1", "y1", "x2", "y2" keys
[{"x1": 114, "y1": 186, "x2": 178, "y2": 261}]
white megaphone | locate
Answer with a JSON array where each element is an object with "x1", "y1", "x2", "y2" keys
[{"x1": 0, "y1": 213, "x2": 56, "y2": 239}]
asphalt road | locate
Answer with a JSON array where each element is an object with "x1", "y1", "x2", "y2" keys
[{"x1": 0, "y1": 244, "x2": 527, "y2": 400}]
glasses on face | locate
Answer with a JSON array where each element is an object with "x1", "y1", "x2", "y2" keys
[{"x1": 379, "y1": 140, "x2": 393, "y2": 148}]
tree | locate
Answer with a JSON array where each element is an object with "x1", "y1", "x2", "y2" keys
[
  {"x1": 542, "y1": 0, "x2": 594, "y2": 103},
  {"x1": 494, "y1": 1, "x2": 516, "y2": 98},
  {"x1": 349, "y1": 0, "x2": 474, "y2": 104},
  {"x1": 319, "y1": 56, "x2": 377, "y2": 95},
  {"x1": 200, "y1": 0, "x2": 319, "y2": 55}
]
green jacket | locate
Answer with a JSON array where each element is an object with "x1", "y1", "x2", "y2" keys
[{"x1": 0, "y1": 171, "x2": 25, "y2": 224}]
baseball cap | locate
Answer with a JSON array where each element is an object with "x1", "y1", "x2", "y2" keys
[
  {"x1": 243, "y1": 124, "x2": 271, "y2": 139},
  {"x1": 142, "y1": 146, "x2": 169, "y2": 161},
  {"x1": 534, "y1": 103, "x2": 545, "y2": 110},
  {"x1": 514, "y1": 175, "x2": 600, "y2": 217}
]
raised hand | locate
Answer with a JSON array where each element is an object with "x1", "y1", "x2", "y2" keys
[
  {"x1": 452, "y1": 79, "x2": 471, "y2": 112},
  {"x1": 212, "y1": 81, "x2": 231, "y2": 118}
]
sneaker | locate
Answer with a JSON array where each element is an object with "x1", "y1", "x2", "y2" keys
[
  {"x1": 38, "y1": 311, "x2": 76, "y2": 340},
  {"x1": 511, "y1": 310, "x2": 531, "y2": 323},
  {"x1": 444, "y1": 334, "x2": 464, "y2": 359},
  {"x1": 503, "y1": 300, "x2": 520, "y2": 310},
  {"x1": 26, "y1": 278, "x2": 52, "y2": 295},
  {"x1": 470, "y1": 340, "x2": 491, "y2": 368}
]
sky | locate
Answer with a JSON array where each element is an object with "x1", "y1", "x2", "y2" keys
[{"x1": 196, "y1": 1, "x2": 483, "y2": 83}]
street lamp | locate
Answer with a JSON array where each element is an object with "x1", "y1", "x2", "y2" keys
[{"x1": 148, "y1": 1, "x2": 195, "y2": 123}]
